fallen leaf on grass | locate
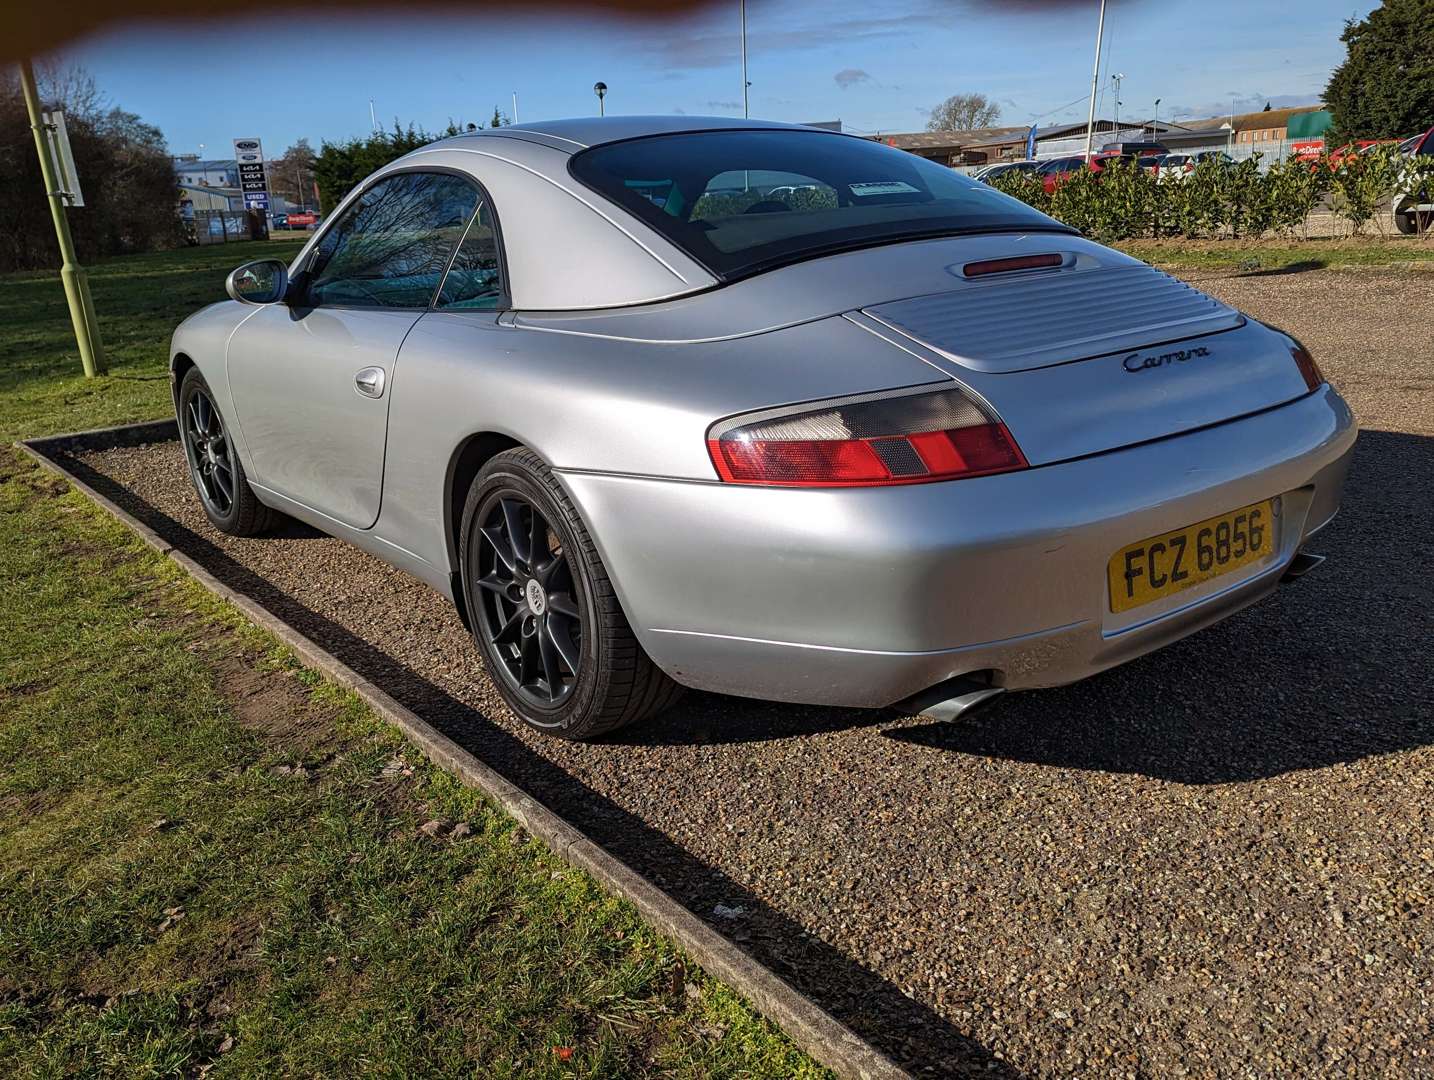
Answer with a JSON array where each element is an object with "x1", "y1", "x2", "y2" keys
[
  {"x1": 418, "y1": 819, "x2": 445, "y2": 838},
  {"x1": 157, "y1": 906, "x2": 186, "y2": 933},
  {"x1": 450, "y1": 822, "x2": 472, "y2": 840},
  {"x1": 552, "y1": 1046, "x2": 574, "y2": 1060}
]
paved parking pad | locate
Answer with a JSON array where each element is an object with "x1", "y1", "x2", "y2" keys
[{"x1": 68, "y1": 270, "x2": 1433, "y2": 1077}]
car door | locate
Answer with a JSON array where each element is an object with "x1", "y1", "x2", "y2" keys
[{"x1": 226, "y1": 170, "x2": 481, "y2": 529}]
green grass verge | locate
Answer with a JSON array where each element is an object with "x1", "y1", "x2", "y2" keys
[
  {"x1": 0, "y1": 240, "x2": 304, "y2": 445},
  {"x1": 0, "y1": 449, "x2": 825, "y2": 1077},
  {"x1": 1116, "y1": 235, "x2": 1434, "y2": 271}
]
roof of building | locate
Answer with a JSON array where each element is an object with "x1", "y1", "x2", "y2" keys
[
  {"x1": 1167, "y1": 105, "x2": 1324, "y2": 133},
  {"x1": 172, "y1": 158, "x2": 239, "y2": 173},
  {"x1": 959, "y1": 119, "x2": 1172, "y2": 149},
  {"x1": 869, "y1": 126, "x2": 1024, "y2": 150}
]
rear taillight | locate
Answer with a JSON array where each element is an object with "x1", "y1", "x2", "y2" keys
[
  {"x1": 707, "y1": 386, "x2": 1027, "y2": 487},
  {"x1": 1289, "y1": 339, "x2": 1325, "y2": 391}
]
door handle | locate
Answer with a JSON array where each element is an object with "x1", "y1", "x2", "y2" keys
[{"x1": 354, "y1": 366, "x2": 386, "y2": 399}]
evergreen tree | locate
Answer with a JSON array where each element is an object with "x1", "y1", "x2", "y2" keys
[{"x1": 1324, "y1": 0, "x2": 1434, "y2": 140}]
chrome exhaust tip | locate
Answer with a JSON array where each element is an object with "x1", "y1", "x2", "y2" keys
[
  {"x1": 1282, "y1": 550, "x2": 1327, "y2": 582},
  {"x1": 895, "y1": 674, "x2": 1007, "y2": 723}
]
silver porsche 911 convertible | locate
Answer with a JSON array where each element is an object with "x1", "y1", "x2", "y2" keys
[{"x1": 171, "y1": 116, "x2": 1356, "y2": 739}]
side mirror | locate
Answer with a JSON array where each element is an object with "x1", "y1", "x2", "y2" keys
[{"x1": 225, "y1": 259, "x2": 289, "y2": 305}]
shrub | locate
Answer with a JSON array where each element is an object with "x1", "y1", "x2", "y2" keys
[
  {"x1": 1265, "y1": 155, "x2": 1332, "y2": 236},
  {"x1": 1329, "y1": 143, "x2": 1404, "y2": 235},
  {"x1": 1157, "y1": 158, "x2": 1227, "y2": 238}
]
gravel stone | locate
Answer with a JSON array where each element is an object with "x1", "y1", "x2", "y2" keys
[{"x1": 68, "y1": 269, "x2": 1434, "y2": 1077}]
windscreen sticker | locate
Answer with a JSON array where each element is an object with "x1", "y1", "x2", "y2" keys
[{"x1": 849, "y1": 181, "x2": 920, "y2": 196}]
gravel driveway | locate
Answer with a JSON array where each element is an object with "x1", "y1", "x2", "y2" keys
[{"x1": 67, "y1": 268, "x2": 1433, "y2": 1078}]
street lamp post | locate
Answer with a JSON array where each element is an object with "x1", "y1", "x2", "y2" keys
[
  {"x1": 740, "y1": 0, "x2": 749, "y2": 119},
  {"x1": 594, "y1": 81, "x2": 607, "y2": 117},
  {"x1": 1111, "y1": 72, "x2": 1125, "y2": 138},
  {"x1": 1082, "y1": 0, "x2": 1108, "y2": 161}
]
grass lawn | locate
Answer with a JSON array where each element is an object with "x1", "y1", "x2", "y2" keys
[
  {"x1": 0, "y1": 244, "x2": 826, "y2": 1075},
  {"x1": 1116, "y1": 234, "x2": 1434, "y2": 271},
  {"x1": 0, "y1": 240, "x2": 305, "y2": 445}
]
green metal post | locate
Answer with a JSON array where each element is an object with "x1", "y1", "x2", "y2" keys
[{"x1": 19, "y1": 59, "x2": 106, "y2": 377}]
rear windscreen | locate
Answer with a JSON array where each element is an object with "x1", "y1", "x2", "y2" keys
[{"x1": 569, "y1": 129, "x2": 1069, "y2": 280}]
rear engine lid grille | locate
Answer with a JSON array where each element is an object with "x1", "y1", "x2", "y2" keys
[{"x1": 862, "y1": 264, "x2": 1243, "y2": 373}]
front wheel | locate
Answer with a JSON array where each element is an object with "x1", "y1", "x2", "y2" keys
[
  {"x1": 178, "y1": 367, "x2": 282, "y2": 536},
  {"x1": 460, "y1": 448, "x2": 683, "y2": 740}
]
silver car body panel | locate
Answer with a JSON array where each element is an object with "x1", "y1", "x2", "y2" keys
[
  {"x1": 862, "y1": 261, "x2": 1244, "y2": 373},
  {"x1": 562, "y1": 387, "x2": 1354, "y2": 705},
  {"x1": 225, "y1": 304, "x2": 419, "y2": 529},
  {"x1": 169, "y1": 116, "x2": 1358, "y2": 710}
]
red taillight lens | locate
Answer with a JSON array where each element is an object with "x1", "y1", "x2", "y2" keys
[
  {"x1": 1290, "y1": 340, "x2": 1324, "y2": 391},
  {"x1": 707, "y1": 386, "x2": 1027, "y2": 487}
]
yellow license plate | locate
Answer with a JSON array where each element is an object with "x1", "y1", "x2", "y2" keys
[{"x1": 1107, "y1": 499, "x2": 1276, "y2": 614}]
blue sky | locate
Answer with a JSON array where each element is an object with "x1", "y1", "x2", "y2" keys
[{"x1": 60, "y1": 0, "x2": 1374, "y2": 158}]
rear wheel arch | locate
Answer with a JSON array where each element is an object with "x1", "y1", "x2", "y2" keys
[{"x1": 444, "y1": 432, "x2": 523, "y2": 626}]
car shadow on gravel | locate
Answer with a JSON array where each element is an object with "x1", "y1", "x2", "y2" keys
[
  {"x1": 52, "y1": 450, "x2": 1023, "y2": 1079},
  {"x1": 884, "y1": 429, "x2": 1434, "y2": 784}
]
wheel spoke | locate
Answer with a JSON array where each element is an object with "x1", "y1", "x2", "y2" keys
[
  {"x1": 501, "y1": 499, "x2": 531, "y2": 568},
  {"x1": 547, "y1": 591, "x2": 579, "y2": 619},
  {"x1": 538, "y1": 625, "x2": 562, "y2": 698},
  {"x1": 537, "y1": 549, "x2": 572, "y2": 590},
  {"x1": 529, "y1": 507, "x2": 548, "y2": 569},
  {"x1": 476, "y1": 571, "x2": 513, "y2": 596},
  {"x1": 480, "y1": 524, "x2": 516, "y2": 573},
  {"x1": 545, "y1": 617, "x2": 581, "y2": 674},
  {"x1": 491, "y1": 609, "x2": 524, "y2": 646},
  {"x1": 517, "y1": 630, "x2": 539, "y2": 684}
]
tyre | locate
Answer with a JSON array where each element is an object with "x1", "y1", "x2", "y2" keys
[
  {"x1": 460, "y1": 447, "x2": 683, "y2": 739},
  {"x1": 177, "y1": 367, "x2": 282, "y2": 536}
]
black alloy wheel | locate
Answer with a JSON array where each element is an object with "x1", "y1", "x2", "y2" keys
[
  {"x1": 177, "y1": 367, "x2": 281, "y2": 537},
  {"x1": 183, "y1": 385, "x2": 236, "y2": 518},
  {"x1": 460, "y1": 448, "x2": 683, "y2": 740},
  {"x1": 473, "y1": 492, "x2": 584, "y2": 709}
]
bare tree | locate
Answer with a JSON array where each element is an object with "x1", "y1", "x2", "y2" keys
[
  {"x1": 925, "y1": 93, "x2": 1001, "y2": 133},
  {"x1": 270, "y1": 138, "x2": 318, "y2": 208}
]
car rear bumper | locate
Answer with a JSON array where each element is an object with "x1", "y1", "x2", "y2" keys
[{"x1": 558, "y1": 385, "x2": 1357, "y2": 707}]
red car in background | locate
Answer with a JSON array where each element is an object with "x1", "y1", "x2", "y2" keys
[{"x1": 1038, "y1": 142, "x2": 1170, "y2": 193}]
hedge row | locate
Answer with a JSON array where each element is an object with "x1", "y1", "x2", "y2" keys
[{"x1": 987, "y1": 145, "x2": 1434, "y2": 240}]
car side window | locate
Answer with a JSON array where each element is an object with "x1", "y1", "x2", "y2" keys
[
  {"x1": 304, "y1": 172, "x2": 480, "y2": 309},
  {"x1": 435, "y1": 201, "x2": 505, "y2": 310}
]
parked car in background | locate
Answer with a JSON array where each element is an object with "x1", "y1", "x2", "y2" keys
[
  {"x1": 1393, "y1": 125, "x2": 1434, "y2": 234},
  {"x1": 1153, "y1": 153, "x2": 1193, "y2": 181},
  {"x1": 976, "y1": 160, "x2": 1040, "y2": 184},
  {"x1": 1038, "y1": 155, "x2": 1088, "y2": 193},
  {"x1": 172, "y1": 117, "x2": 1355, "y2": 740},
  {"x1": 1098, "y1": 141, "x2": 1169, "y2": 158},
  {"x1": 270, "y1": 213, "x2": 288, "y2": 229},
  {"x1": 1090, "y1": 144, "x2": 1169, "y2": 176}
]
